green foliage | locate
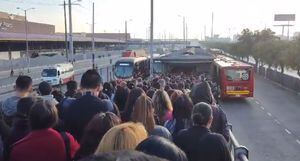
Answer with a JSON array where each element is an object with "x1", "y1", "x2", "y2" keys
[{"x1": 201, "y1": 28, "x2": 299, "y2": 75}]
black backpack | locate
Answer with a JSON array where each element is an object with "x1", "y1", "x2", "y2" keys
[{"x1": 60, "y1": 132, "x2": 71, "y2": 161}]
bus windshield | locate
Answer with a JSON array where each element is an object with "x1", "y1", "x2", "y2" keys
[
  {"x1": 226, "y1": 69, "x2": 250, "y2": 81},
  {"x1": 115, "y1": 62, "x2": 134, "y2": 78},
  {"x1": 153, "y1": 61, "x2": 163, "y2": 73},
  {"x1": 42, "y1": 69, "x2": 57, "y2": 77}
]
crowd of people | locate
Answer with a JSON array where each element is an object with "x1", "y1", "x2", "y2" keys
[{"x1": 0, "y1": 69, "x2": 231, "y2": 161}]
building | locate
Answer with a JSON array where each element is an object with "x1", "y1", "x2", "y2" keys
[{"x1": 0, "y1": 11, "x2": 55, "y2": 34}]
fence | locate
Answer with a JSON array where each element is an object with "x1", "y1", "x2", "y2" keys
[
  {"x1": 227, "y1": 124, "x2": 249, "y2": 161},
  {"x1": 257, "y1": 66, "x2": 300, "y2": 93}
]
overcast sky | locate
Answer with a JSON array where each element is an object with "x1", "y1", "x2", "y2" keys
[{"x1": 1, "y1": 0, "x2": 299, "y2": 39}]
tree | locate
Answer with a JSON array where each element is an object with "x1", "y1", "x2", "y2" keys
[
  {"x1": 236, "y1": 28, "x2": 255, "y2": 60},
  {"x1": 273, "y1": 40, "x2": 290, "y2": 73},
  {"x1": 288, "y1": 37, "x2": 300, "y2": 76}
]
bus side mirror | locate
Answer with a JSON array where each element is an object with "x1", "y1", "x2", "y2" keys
[{"x1": 57, "y1": 71, "x2": 60, "y2": 76}]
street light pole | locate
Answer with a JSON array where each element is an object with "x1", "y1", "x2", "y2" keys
[
  {"x1": 68, "y1": 0, "x2": 74, "y2": 63},
  {"x1": 17, "y1": 7, "x2": 34, "y2": 73},
  {"x1": 92, "y1": 2, "x2": 95, "y2": 69},
  {"x1": 125, "y1": 20, "x2": 127, "y2": 48},
  {"x1": 150, "y1": 0, "x2": 154, "y2": 78},
  {"x1": 24, "y1": 10, "x2": 29, "y2": 73},
  {"x1": 63, "y1": 0, "x2": 68, "y2": 61},
  {"x1": 183, "y1": 16, "x2": 185, "y2": 46}
]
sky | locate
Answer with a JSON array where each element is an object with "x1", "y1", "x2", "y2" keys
[{"x1": 0, "y1": 0, "x2": 299, "y2": 39}]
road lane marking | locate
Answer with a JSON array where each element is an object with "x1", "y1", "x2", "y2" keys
[
  {"x1": 274, "y1": 119, "x2": 280, "y2": 125},
  {"x1": 285, "y1": 129, "x2": 291, "y2": 135},
  {"x1": 260, "y1": 106, "x2": 265, "y2": 110},
  {"x1": 296, "y1": 140, "x2": 300, "y2": 145},
  {"x1": 267, "y1": 112, "x2": 272, "y2": 117},
  {"x1": 255, "y1": 100, "x2": 260, "y2": 105}
]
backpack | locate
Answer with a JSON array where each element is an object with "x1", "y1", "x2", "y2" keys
[{"x1": 60, "y1": 132, "x2": 71, "y2": 161}]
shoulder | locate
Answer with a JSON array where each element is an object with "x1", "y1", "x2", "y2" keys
[
  {"x1": 175, "y1": 128, "x2": 190, "y2": 138},
  {"x1": 205, "y1": 132, "x2": 227, "y2": 144}
]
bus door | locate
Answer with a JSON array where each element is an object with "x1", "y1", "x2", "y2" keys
[{"x1": 221, "y1": 67, "x2": 253, "y2": 98}]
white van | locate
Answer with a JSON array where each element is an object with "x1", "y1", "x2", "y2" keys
[{"x1": 41, "y1": 63, "x2": 75, "y2": 86}]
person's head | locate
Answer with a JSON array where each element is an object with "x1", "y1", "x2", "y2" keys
[
  {"x1": 66, "y1": 80, "x2": 78, "y2": 91},
  {"x1": 51, "y1": 90, "x2": 64, "y2": 102},
  {"x1": 38, "y1": 81, "x2": 52, "y2": 96},
  {"x1": 114, "y1": 85, "x2": 130, "y2": 111},
  {"x1": 77, "y1": 112, "x2": 121, "y2": 158},
  {"x1": 158, "y1": 79, "x2": 166, "y2": 90},
  {"x1": 149, "y1": 126, "x2": 172, "y2": 141},
  {"x1": 127, "y1": 81, "x2": 136, "y2": 90},
  {"x1": 131, "y1": 95, "x2": 155, "y2": 133},
  {"x1": 79, "y1": 150, "x2": 167, "y2": 161},
  {"x1": 178, "y1": 82, "x2": 185, "y2": 91},
  {"x1": 152, "y1": 90, "x2": 173, "y2": 120},
  {"x1": 15, "y1": 75, "x2": 33, "y2": 94},
  {"x1": 103, "y1": 82, "x2": 114, "y2": 98},
  {"x1": 146, "y1": 89, "x2": 155, "y2": 99},
  {"x1": 95, "y1": 122, "x2": 148, "y2": 153},
  {"x1": 16, "y1": 97, "x2": 35, "y2": 118},
  {"x1": 191, "y1": 81, "x2": 213, "y2": 105},
  {"x1": 173, "y1": 94, "x2": 193, "y2": 120},
  {"x1": 80, "y1": 69, "x2": 103, "y2": 95},
  {"x1": 29, "y1": 98, "x2": 58, "y2": 130},
  {"x1": 170, "y1": 90, "x2": 183, "y2": 105},
  {"x1": 136, "y1": 136, "x2": 188, "y2": 161},
  {"x1": 191, "y1": 102, "x2": 213, "y2": 128},
  {"x1": 166, "y1": 89, "x2": 175, "y2": 97},
  {"x1": 123, "y1": 88, "x2": 145, "y2": 121}
]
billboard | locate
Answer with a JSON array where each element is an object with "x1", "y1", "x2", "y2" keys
[{"x1": 274, "y1": 14, "x2": 295, "y2": 21}]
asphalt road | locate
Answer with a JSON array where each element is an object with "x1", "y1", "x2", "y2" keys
[
  {"x1": 0, "y1": 54, "x2": 120, "y2": 94},
  {"x1": 221, "y1": 76, "x2": 300, "y2": 161}
]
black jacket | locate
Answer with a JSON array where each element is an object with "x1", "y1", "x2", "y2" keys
[
  {"x1": 211, "y1": 105, "x2": 230, "y2": 141},
  {"x1": 174, "y1": 126, "x2": 231, "y2": 161},
  {"x1": 63, "y1": 93, "x2": 111, "y2": 141}
]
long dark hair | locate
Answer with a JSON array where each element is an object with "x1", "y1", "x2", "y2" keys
[
  {"x1": 74, "y1": 112, "x2": 120, "y2": 160},
  {"x1": 121, "y1": 87, "x2": 145, "y2": 122},
  {"x1": 113, "y1": 85, "x2": 130, "y2": 111}
]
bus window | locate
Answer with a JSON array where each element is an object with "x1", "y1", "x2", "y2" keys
[
  {"x1": 42, "y1": 69, "x2": 57, "y2": 77},
  {"x1": 115, "y1": 62, "x2": 134, "y2": 78},
  {"x1": 226, "y1": 69, "x2": 250, "y2": 81}
]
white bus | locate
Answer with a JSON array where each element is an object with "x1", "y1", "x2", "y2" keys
[{"x1": 41, "y1": 63, "x2": 75, "y2": 86}]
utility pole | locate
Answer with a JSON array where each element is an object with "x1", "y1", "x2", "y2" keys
[
  {"x1": 186, "y1": 22, "x2": 188, "y2": 46},
  {"x1": 211, "y1": 12, "x2": 214, "y2": 38},
  {"x1": 204, "y1": 25, "x2": 206, "y2": 40},
  {"x1": 63, "y1": 0, "x2": 68, "y2": 61},
  {"x1": 183, "y1": 16, "x2": 185, "y2": 46},
  {"x1": 68, "y1": 0, "x2": 74, "y2": 63},
  {"x1": 25, "y1": 10, "x2": 29, "y2": 73},
  {"x1": 125, "y1": 20, "x2": 128, "y2": 48},
  {"x1": 150, "y1": 0, "x2": 154, "y2": 78},
  {"x1": 92, "y1": 2, "x2": 95, "y2": 69},
  {"x1": 17, "y1": 7, "x2": 35, "y2": 73}
]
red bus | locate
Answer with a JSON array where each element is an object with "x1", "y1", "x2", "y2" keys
[{"x1": 213, "y1": 55, "x2": 254, "y2": 99}]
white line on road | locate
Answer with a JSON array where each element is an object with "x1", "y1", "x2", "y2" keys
[
  {"x1": 285, "y1": 129, "x2": 292, "y2": 135},
  {"x1": 296, "y1": 140, "x2": 300, "y2": 145},
  {"x1": 255, "y1": 100, "x2": 260, "y2": 105},
  {"x1": 267, "y1": 112, "x2": 272, "y2": 117},
  {"x1": 260, "y1": 106, "x2": 265, "y2": 110},
  {"x1": 274, "y1": 119, "x2": 280, "y2": 125}
]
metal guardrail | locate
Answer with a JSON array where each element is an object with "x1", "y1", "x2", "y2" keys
[{"x1": 227, "y1": 124, "x2": 249, "y2": 161}]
